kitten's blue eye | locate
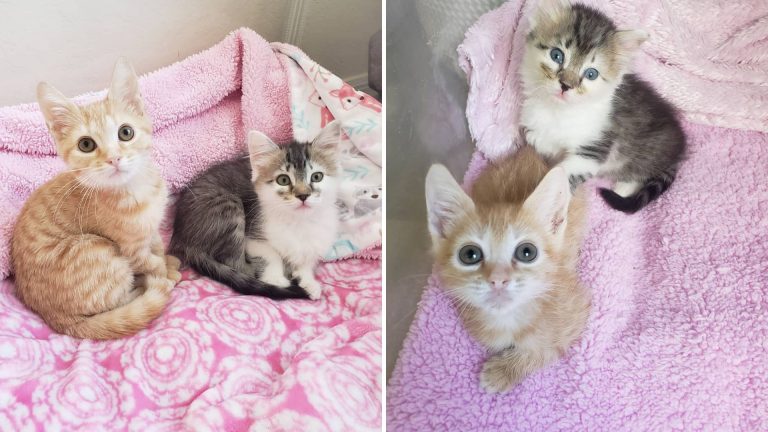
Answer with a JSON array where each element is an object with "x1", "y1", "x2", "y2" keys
[
  {"x1": 310, "y1": 172, "x2": 324, "y2": 182},
  {"x1": 458, "y1": 244, "x2": 484, "y2": 265},
  {"x1": 549, "y1": 48, "x2": 564, "y2": 64},
  {"x1": 584, "y1": 68, "x2": 599, "y2": 80},
  {"x1": 514, "y1": 242, "x2": 538, "y2": 263},
  {"x1": 276, "y1": 174, "x2": 291, "y2": 186}
]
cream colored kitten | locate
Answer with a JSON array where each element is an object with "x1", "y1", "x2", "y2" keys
[{"x1": 425, "y1": 146, "x2": 590, "y2": 392}]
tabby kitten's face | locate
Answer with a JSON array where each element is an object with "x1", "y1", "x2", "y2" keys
[
  {"x1": 37, "y1": 58, "x2": 153, "y2": 188},
  {"x1": 249, "y1": 121, "x2": 341, "y2": 212},
  {"x1": 521, "y1": 0, "x2": 647, "y2": 104},
  {"x1": 426, "y1": 165, "x2": 572, "y2": 316}
]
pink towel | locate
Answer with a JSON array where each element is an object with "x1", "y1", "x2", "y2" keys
[
  {"x1": 0, "y1": 29, "x2": 381, "y2": 430},
  {"x1": 388, "y1": 1, "x2": 768, "y2": 430}
]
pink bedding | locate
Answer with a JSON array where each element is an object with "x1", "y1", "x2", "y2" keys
[
  {"x1": 0, "y1": 28, "x2": 381, "y2": 431},
  {"x1": 388, "y1": 0, "x2": 768, "y2": 430}
]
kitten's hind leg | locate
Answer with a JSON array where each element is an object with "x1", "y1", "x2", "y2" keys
[
  {"x1": 612, "y1": 180, "x2": 641, "y2": 198},
  {"x1": 246, "y1": 239, "x2": 291, "y2": 288}
]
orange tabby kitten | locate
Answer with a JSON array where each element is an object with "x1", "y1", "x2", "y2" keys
[
  {"x1": 425, "y1": 146, "x2": 590, "y2": 392},
  {"x1": 11, "y1": 58, "x2": 180, "y2": 339}
]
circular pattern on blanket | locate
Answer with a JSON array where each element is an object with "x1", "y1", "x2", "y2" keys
[
  {"x1": 32, "y1": 361, "x2": 132, "y2": 430},
  {"x1": 128, "y1": 407, "x2": 187, "y2": 432},
  {"x1": 211, "y1": 357, "x2": 277, "y2": 400},
  {"x1": 278, "y1": 288, "x2": 342, "y2": 323},
  {"x1": 316, "y1": 260, "x2": 381, "y2": 291},
  {"x1": 250, "y1": 410, "x2": 328, "y2": 432},
  {"x1": 344, "y1": 291, "x2": 381, "y2": 317},
  {"x1": 197, "y1": 296, "x2": 285, "y2": 354},
  {"x1": 298, "y1": 355, "x2": 381, "y2": 431},
  {"x1": 122, "y1": 319, "x2": 214, "y2": 407},
  {"x1": 0, "y1": 392, "x2": 32, "y2": 432},
  {"x1": 0, "y1": 337, "x2": 54, "y2": 384}
]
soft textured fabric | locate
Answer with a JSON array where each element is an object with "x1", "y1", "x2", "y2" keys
[
  {"x1": 0, "y1": 29, "x2": 381, "y2": 431},
  {"x1": 388, "y1": 1, "x2": 768, "y2": 430},
  {"x1": 0, "y1": 29, "x2": 382, "y2": 279},
  {"x1": 456, "y1": 0, "x2": 768, "y2": 160}
]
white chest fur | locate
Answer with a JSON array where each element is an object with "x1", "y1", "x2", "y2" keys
[
  {"x1": 520, "y1": 97, "x2": 612, "y2": 157},
  {"x1": 262, "y1": 206, "x2": 339, "y2": 267}
]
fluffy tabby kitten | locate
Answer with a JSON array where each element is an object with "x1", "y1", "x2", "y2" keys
[
  {"x1": 426, "y1": 146, "x2": 590, "y2": 392},
  {"x1": 520, "y1": 0, "x2": 685, "y2": 213},
  {"x1": 170, "y1": 121, "x2": 342, "y2": 300},
  {"x1": 12, "y1": 58, "x2": 180, "y2": 340}
]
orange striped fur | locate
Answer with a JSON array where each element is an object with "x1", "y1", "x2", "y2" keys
[
  {"x1": 426, "y1": 146, "x2": 590, "y2": 392},
  {"x1": 11, "y1": 58, "x2": 180, "y2": 339}
]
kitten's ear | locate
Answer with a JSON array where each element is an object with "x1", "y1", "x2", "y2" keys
[
  {"x1": 108, "y1": 57, "x2": 144, "y2": 115},
  {"x1": 529, "y1": 0, "x2": 569, "y2": 29},
  {"x1": 37, "y1": 82, "x2": 81, "y2": 139},
  {"x1": 247, "y1": 130, "x2": 280, "y2": 180},
  {"x1": 615, "y1": 29, "x2": 649, "y2": 52},
  {"x1": 522, "y1": 167, "x2": 571, "y2": 239},
  {"x1": 425, "y1": 164, "x2": 475, "y2": 240},
  {"x1": 312, "y1": 120, "x2": 342, "y2": 152}
]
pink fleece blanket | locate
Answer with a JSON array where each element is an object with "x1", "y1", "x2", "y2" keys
[
  {"x1": 388, "y1": 1, "x2": 768, "y2": 430},
  {"x1": 0, "y1": 29, "x2": 381, "y2": 430}
]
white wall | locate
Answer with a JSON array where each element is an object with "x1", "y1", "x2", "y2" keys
[{"x1": 0, "y1": 0, "x2": 381, "y2": 105}]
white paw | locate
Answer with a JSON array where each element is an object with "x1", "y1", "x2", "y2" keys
[
  {"x1": 303, "y1": 278, "x2": 323, "y2": 300},
  {"x1": 261, "y1": 267, "x2": 291, "y2": 288}
]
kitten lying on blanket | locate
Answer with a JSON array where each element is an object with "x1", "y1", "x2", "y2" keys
[
  {"x1": 425, "y1": 147, "x2": 590, "y2": 392},
  {"x1": 170, "y1": 121, "x2": 342, "y2": 300},
  {"x1": 520, "y1": 0, "x2": 685, "y2": 213},
  {"x1": 11, "y1": 58, "x2": 180, "y2": 340}
]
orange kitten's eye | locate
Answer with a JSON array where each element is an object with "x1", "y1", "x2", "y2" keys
[
  {"x1": 514, "y1": 242, "x2": 538, "y2": 263},
  {"x1": 458, "y1": 244, "x2": 483, "y2": 265},
  {"x1": 118, "y1": 124, "x2": 134, "y2": 141},
  {"x1": 77, "y1": 137, "x2": 97, "y2": 153}
]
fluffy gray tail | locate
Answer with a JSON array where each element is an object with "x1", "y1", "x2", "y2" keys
[
  {"x1": 599, "y1": 176, "x2": 673, "y2": 214},
  {"x1": 182, "y1": 250, "x2": 309, "y2": 300}
]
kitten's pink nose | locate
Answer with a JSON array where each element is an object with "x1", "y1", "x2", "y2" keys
[
  {"x1": 490, "y1": 279, "x2": 509, "y2": 291},
  {"x1": 107, "y1": 156, "x2": 122, "y2": 167}
]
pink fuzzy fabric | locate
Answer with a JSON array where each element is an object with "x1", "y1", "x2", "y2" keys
[
  {"x1": 0, "y1": 29, "x2": 381, "y2": 430},
  {"x1": 388, "y1": 1, "x2": 768, "y2": 430}
]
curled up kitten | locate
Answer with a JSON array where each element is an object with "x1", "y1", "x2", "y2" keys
[
  {"x1": 425, "y1": 147, "x2": 590, "y2": 393},
  {"x1": 11, "y1": 58, "x2": 180, "y2": 340},
  {"x1": 170, "y1": 121, "x2": 342, "y2": 300},
  {"x1": 520, "y1": 0, "x2": 685, "y2": 213}
]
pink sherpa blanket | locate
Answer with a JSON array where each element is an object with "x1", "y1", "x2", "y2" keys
[
  {"x1": 0, "y1": 29, "x2": 381, "y2": 430},
  {"x1": 388, "y1": 1, "x2": 768, "y2": 430}
]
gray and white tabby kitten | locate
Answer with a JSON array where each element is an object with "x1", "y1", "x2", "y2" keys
[
  {"x1": 170, "y1": 121, "x2": 341, "y2": 300},
  {"x1": 520, "y1": 0, "x2": 685, "y2": 213}
]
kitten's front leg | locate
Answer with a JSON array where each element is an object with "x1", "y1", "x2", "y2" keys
[
  {"x1": 559, "y1": 155, "x2": 600, "y2": 191},
  {"x1": 120, "y1": 238, "x2": 168, "y2": 279},
  {"x1": 150, "y1": 231, "x2": 181, "y2": 283},
  {"x1": 480, "y1": 344, "x2": 552, "y2": 393},
  {"x1": 246, "y1": 239, "x2": 291, "y2": 288},
  {"x1": 293, "y1": 262, "x2": 322, "y2": 301}
]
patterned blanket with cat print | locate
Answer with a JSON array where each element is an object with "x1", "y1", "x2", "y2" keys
[
  {"x1": 388, "y1": 1, "x2": 768, "y2": 431},
  {"x1": 0, "y1": 29, "x2": 380, "y2": 430}
]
